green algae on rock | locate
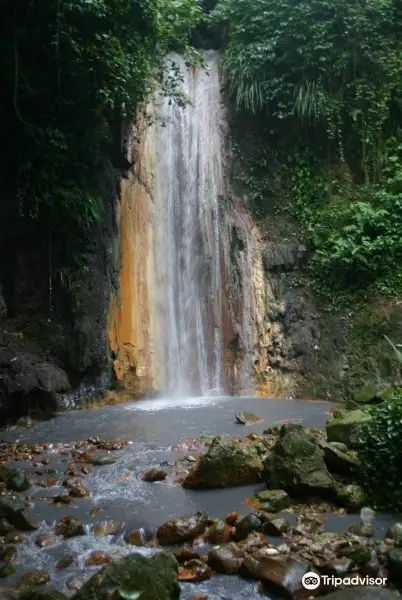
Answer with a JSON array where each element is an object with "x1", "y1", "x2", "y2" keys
[
  {"x1": 182, "y1": 435, "x2": 265, "y2": 488},
  {"x1": 263, "y1": 424, "x2": 337, "y2": 498},
  {"x1": 71, "y1": 552, "x2": 180, "y2": 600},
  {"x1": 326, "y1": 409, "x2": 371, "y2": 448}
]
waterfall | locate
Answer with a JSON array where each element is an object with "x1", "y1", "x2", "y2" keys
[
  {"x1": 109, "y1": 50, "x2": 261, "y2": 398},
  {"x1": 153, "y1": 52, "x2": 225, "y2": 396}
]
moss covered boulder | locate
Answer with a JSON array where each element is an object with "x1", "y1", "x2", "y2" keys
[
  {"x1": 319, "y1": 441, "x2": 358, "y2": 475},
  {"x1": 182, "y1": 435, "x2": 265, "y2": 488},
  {"x1": 337, "y1": 484, "x2": 366, "y2": 511},
  {"x1": 72, "y1": 552, "x2": 180, "y2": 600},
  {"x1": 326, "y1": 409, "x2": 371, "y2": 448},
  {"x1": 263, "y1": 424, "x2": 337, "y2": 498}
]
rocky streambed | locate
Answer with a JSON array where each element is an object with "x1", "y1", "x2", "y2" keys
[{"x1": 0, "y1": 395, "x2": 401, "y2": 600}]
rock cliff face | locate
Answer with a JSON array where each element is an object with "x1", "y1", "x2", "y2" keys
[{"x1": 0, "y1": 162, "x2": 119, "y2": 422}]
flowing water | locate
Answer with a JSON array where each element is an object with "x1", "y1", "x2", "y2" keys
[
  {"x1": 153, "y1": 53, "x2": 226, "y2": 396},
  {"x1": 0, "y1": 396, "x2": 398, "y2": 598}
]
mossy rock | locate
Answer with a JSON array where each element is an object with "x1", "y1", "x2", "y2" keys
[
  {"x1": 254, "y1": 489, "x2": 291, "y2": 512},
  {"x1": 352, "y1": 385, "x2": 386, "y2": 405},
  {"x1": 72, "y1": 552, "x2": 180, "y2": 600},
  {"x1": 326, "y1": 409, "x2": 371, "y2": 448},
  {"x1": 319, "y1": 441, "x2": 358, "y2": 475},
  {"x1": 263, "y1": 424, "x2": 337, "y2": 498},
  {"x1": 337, "y1": 484, "x2": 366, "y2": 511},
  {"x1": 182, "y1": 435, "x2": 264, "y2": 488}
]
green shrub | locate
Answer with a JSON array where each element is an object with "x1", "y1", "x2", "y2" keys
[{"x1": 358, "y1": 395, "x2": 402, "y2": 510}]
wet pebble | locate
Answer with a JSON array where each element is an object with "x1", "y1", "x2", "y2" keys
[
  {"x1": 85, "y1": 551, "x2": 111, "y2": 567},
  {"x1": 142, "y1": 468, "x2": 167, "y2": 482},
  {"x1": 35, "y1": 533, "x2": 56, "y2": 548},
  {"x1": 19, "y1": 570, "x2": 50, "y2": 585},
  {"x1": 93, "y1": 520, "x2": 121, "y2": 537},
  {"x1": 56, "y1": 555, "x2": 74, "y2": 570},
  {"x1": 92, "y1": 452, "x2": 116, "y2": 466}
]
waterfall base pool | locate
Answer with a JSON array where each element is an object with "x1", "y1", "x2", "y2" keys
[{"x1": 0, "y1": 396, "x2": 398, "y2": 599}]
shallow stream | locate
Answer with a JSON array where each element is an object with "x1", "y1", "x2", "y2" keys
[{"x1": 0, "y1": 396, "x2": 398, "y2": 599}]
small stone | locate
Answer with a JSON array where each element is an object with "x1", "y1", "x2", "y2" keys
[
  {"x1": 36, "y1": 533, "x2": 56, "y2": 548},
  {"x1": 19, "y1": 570, "x2": 50, "y2": 585},
  {"x1": 55, "y1": 516, "x2": 85, "y2": 538},
  {"x1": 263, "y1": 517, "x2": 290, "y2": 536},
  {"x1": 56, "y1": 555, "x2": 74, "y2": 570},
  {"x1": 85, "y1": 551, "x2": 111, "y2": 567},
  {"x1": 92, "y1": 452, "x2": 116, "y2": 466},
  {"x1": 205, "y1": 519, "x2": 231, "y2": 544},
  {"x1": 226, "y1": 511, "x2": 239, "y2": 525},
  {"x1": 125, "y1": 529, "x2": 143, "y2": 546},
  {"x1": 66, "y1": 575, "x2": 89, "y2": 591},
  {"x1": 234, "y1": 514, "x2": 262, "y2": 540},
  {"x1": 175, "y1": 545, "x2": 202, "y2": 563},
  {"x1": 178, "y1": 558, "x2": 212, "y2": 582},
  {"x1": 142, "y1": 468, "x2": 167, "y2": 482},
  {"x1": 65, "y1": 476, "x2": 91, "y2": 498},
  {"x1": 93, "y1": 520, "x2": 121, "y2": 537},
  {"x1": 53, "y1": 494, "x2": 71, "y2": 505}
]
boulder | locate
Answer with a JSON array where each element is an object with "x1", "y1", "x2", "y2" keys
[
  {"x1": 234, "y1": 514, "x2": 263, "y2": 540},
  {"x1": 316, "y1": 589, "x2": 399, "y2": 600},
  {"x1": 72, "y1": 552, "x2": 180, "y2": 600},
  {"x1": 263, "y1": 517, "x2": 290, "y2": 536},
  {"x1": 326, "y1": 409, "x2": 371, "y2": 448},
  {"x1": 64, "y1": 477, "x2": 90, "y2": 498},
  {"x1": 92, "y1": 453, "x2": 116, "y2": 466},
  {"x1": 319, "y1": 441, "x2": 358, "y2": 475},
  {"x1": 34, "y1": 362, "x2": 71, "y2": 394},
  {"x1": 55, "y1": 517, "x2": 85, "y2": 539},
  {"x1": 254, "y1": 489, "x2": 291, "y2": 512},
  {"x1": 337, "y1": 484, "x2": 366, "y2": 511},
  {"x1": 183, "y1": 435, "x2": 265, "y2": 488},
  {"x1": 242, "y1": 554, "x2": 309, "y2": 596},
  {"x1": 0, "y1": 496, "x2": 37, "y2": 531},
  {"x1": 208, "y1": 543, "x2": 244, "y2": 574},
  {"x1": 263, "y1": 424, "x2": 337, "y2": 498},
  {"x1": 156, "y1": 512, "x2": 208, "y2": 545},
  {"x1": 387, "y1": 523, "x2": 402, "y2": 547},
  {"x1": 235, "y1": 411, "x2": 262, "y2": 425},
  {"x1": 353, "y1": 385, "x2": 386, "y2": 405},
  {"x1": 0, "y1": 466, "x2": 30, "y2": 492},
  {"x1": 142, "y1": 468, "x2": 167, "y2": 482}
]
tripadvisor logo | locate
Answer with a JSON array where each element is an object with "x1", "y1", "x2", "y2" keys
[
  {"x1": 302, "y1": 571, "x2": 387, "y2": 590},
  {"x1": 302, "y1": 572, "x2": 320, "y2": 590}
]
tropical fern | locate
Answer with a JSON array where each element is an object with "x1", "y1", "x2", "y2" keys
[{"x1": 384, "y1": 335, "x2": 402, "y2": 364}]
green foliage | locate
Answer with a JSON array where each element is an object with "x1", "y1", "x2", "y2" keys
[
  {"x1": 0, "y1": 0, "x2": 202, "y2": 306},
  {"x1": 287, "y1": 145, "x2": 402, "y2": 294},
  {"x1": 358, "y1": 395, "x2": 402, "y2": 510},
  {"x1": 213, "y1": 0, "x2": 402, "y2": 182}
]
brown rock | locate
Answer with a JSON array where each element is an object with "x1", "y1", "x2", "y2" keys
[
  {"x1": 19, "y1": 570, "x2": 50, "y2": 585},
  {"x1": 174, "y1": 545, "x2": 202, "y2": 563},
  {"x1": 142, "y1": 468, "x2": 167, "y2": 482},
  {"x1": 208, "y1": 543, "x2": 244, "y2": 574},
  {"x1": 157, "y1": 512, "x2": 208, "y2": 545},
  {"x1": 93, "y1": 520, "x2": 121, "y2": 537},
  {"x1": 125, "y1": 529, "x2": 144, "y2": 546},
  {"x1": 65, "y1": 476, "x2": 90, "y2": 498},
  {"x1": 242, "y1": 554, "x2": 309, "y2": 596},
  {"x1": 178, "y1": 559, "x2": 212, "y2": 582},
  {"x1": 85, "y1": 551, "x2": 111, "y2": 567}
]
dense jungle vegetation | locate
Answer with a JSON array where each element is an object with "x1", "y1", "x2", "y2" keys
[
  {"x1": 0, "y1": 0, "x2": 202, "y2": 301},
  {"x1": 212, "y1": 0, "x2": 402, "y2": 301}
]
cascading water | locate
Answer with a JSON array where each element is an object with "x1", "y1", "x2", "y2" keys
[
  {"x1": 109, "y1": 50, "x2": 262, "y2": 398},
  {"x1": 152, "y1": 52, "x2": 226, "y2": 396}
]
